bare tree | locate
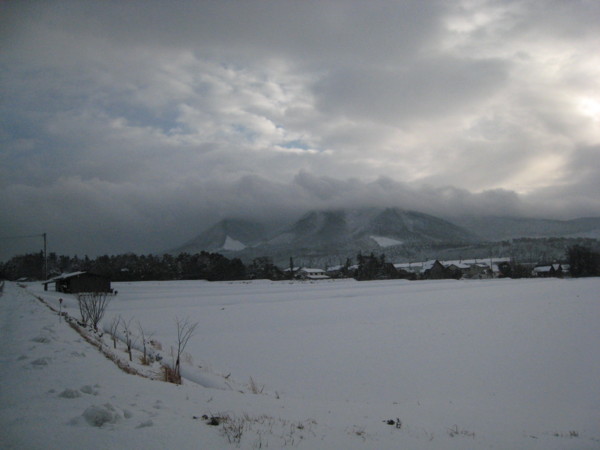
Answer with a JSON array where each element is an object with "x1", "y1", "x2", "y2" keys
[
  {"x1": 173, "y1": 317, "x2": 198, "y2": 383},
  {"x1": 77, "y1": 292, "x2": 112, "y2": 331},
  {"x1": 108, "y1": 315, "x2": 121, "y2": 349},
  {"x1": 121, "y1": 317, "x2": 136, "y2": 362},
  {"x1": 137, "y1": 321, "x2": 154, "y2": 365}
]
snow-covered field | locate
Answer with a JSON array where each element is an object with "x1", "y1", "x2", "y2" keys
[{"x1": 1, "y1": 278, "x2": 599, "y2": 449}]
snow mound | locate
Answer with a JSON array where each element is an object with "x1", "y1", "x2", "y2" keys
[
  {"x1": 81, "y1": 404, "x2": 122, "y2": 427},
  {"x1": 222, "y1": 235, "x2": 246, "y2": 251}
]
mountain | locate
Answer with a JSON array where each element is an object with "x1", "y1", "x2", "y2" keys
[
  {"x1": 171, "y1": 209, "x2": 600, "y2": 266},
  {"x1": 449, "y1": 216, "x2": 600, "y2": 241},
  {"x1": 171, "y1": 219, "x2": 270, "y2": 254},
  {"x1": 173, "y1": 208, "x2": 476, "y2": 265},
  {"x1": 268, "y1": 208, "x2": 476, "y2": 248}
]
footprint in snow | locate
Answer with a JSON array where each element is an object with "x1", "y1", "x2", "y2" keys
[
  {"x1": 30, "y1": 357, "x2": 51, "y2": 367},
  {"x1": 69, "y1": 403, "x2": 131, "y2": 428},
  {"x1": 136, "y1": 419, "x2": 154, "y2": 429},
  {"x1": 80, "y1": 385, "x2": 99, "y2": 395},
  {"x1": 31, "y1": 335, "x2": 52, "y2": 343},
  {"x1": 59, "y1": 388, "x2": 82, "y2": 399}
]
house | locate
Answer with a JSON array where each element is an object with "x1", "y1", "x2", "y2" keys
[
  {"x1": 393, "y1": 262, "x2": 423, "y2": 277},
  {"x1": 465, "y1": 263, "x2": 493, "y2": 279},
  {"x1": 297, "y1": 268, "x2": 329, "y2": 280},
  {"x1": 532, "y1": 263, "x2": 566, "y2": 278},
  {"x1": 445, "y1": 262, "x2": 492, "y2": 279},
  {"x1": 422, "y1": 260, "x2": 452, "y2": 280},
  {"x1": 531, "y1": 265, "x2": 556, "y2": 278},
  {"x1": 43, "y1": 271, "x2": 112, "y2": 293},
  {"x1": 445, "y1": 262, "x2": 470, "y2": 279},
  {"x1": 325, "y1": 265, "x2": 345, "y2": 278}
]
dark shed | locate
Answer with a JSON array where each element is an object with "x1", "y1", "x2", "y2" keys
[{"x1": 44, "y1": 271, "x2": 111, "y2": 293}]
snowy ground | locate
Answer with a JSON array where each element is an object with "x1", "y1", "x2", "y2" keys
[{"x1": 1, "y1": 278, "x2": 599, "y2": 449}]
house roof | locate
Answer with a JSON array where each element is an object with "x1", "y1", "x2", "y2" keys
[
  {"x1": 43, "y1": 271, "x2": 86, "y2": 284},
  {"x1": 422, "y1": 260, "x2": 440, "y2": 271},
  {"x1": 446, "y1": 262, "x2": 471, "y2": 269},
  {"x1": 42, "y1": 271, "x2": 107, "y2": 284},
  {"x1": 300, "y1": 268, "x2": 326, "y2": 273}
]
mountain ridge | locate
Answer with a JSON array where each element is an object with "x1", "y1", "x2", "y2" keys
[
  {"x1": 170, "y1": 209, "x2": 600, "y2": 266},
  {"x1": 172, "y1": 207, "x2": 476, "y2": 262}
]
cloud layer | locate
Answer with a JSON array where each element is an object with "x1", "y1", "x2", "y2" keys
[{"x1": 1, "y1": 0, "x2": 599, "y2": 258}]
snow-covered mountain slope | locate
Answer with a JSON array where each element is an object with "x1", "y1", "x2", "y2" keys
[
  {"x1": 270, "y1": 208, "x2": 475, "y2": 247},
  {"x1": 172, "y1": 218, "x2": 269, "y2": 254},
  {"x1": 174, "y1": 208, "x2": 475, "y2": 263},
  {"x1": 171, "y1": 209, "x2": 600, "y2": 266}
]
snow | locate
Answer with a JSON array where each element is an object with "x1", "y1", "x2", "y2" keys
[
  {"x1": 370, "y1": 235, "x2": 403, "y2": 247},
  {"x1": 222, "y1": 236, "x2": 246, "y2": 251},
  {"x1": 2, "y1": 278, "x2": 600, "y2": 449}
]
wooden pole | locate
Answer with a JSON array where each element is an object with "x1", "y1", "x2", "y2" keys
[{"x1": 43, "y1": 233, "x2": 48, "y2": 280}]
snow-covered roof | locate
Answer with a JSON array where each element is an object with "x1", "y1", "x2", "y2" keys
[
  {"x1": 304, "y1": 275, "x2": 330, "y2": 280},
  {"x1": 43, "y1": 271, "x2": 87, "y2": 284},
  {"x1": 446, "y1": 262, "x2": 471, "y2": 269},
  {"x1": 421, "y1": 260, "x2": 439, "y2": 271},
  {"x1": 391, "y1": 257, "x2": 512, "y2": 272},
  {"x1": 393, "y1": 263, "x2": 422, "y2": 273},
  {"x1": 299, "y1": 268, "x2": 326, "y2": 273}
]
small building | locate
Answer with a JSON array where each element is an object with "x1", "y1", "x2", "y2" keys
[
  {"x1": 532, "y1": 263, "x2": 566, "y2": 278},
  {"x1": 43, "y1": 271, "x2": 112, "y2": 293},
  {"x1": 422, "y1": 260, "x2": 453, "y2": 280},
  {"x1": 325, "y1": 265, "x2": 345, "y2": 278},
  {"x1": 445, "y1": 262, "x2": 470, "y2": 279},
  {"x1": 297, "y1": 268, "x2": 329, "y2": 280},
  {"x1": 393, "y1": 263, "x2": 423, "y2": 277},
  {"x1": 445, "y1": 262, "x2": 492, "y2": 279},
  {"x1": 531, "y1": 265, "x2": 556, "y2": 278}
]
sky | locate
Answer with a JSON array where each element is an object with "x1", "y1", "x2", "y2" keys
[{"x1": 1, "y1": 0, "x2": 600, "y2": 259}]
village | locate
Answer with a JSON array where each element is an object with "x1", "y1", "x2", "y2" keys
[
  {"x1": 289, "y1": 257, "x2": 570, "y2": 281},
  {"x1": 26, "y1": 255, "x2": 573, "y2": 298},
  {"x1": 6, "y1": 240, "x2": 597, "y2": 289}
]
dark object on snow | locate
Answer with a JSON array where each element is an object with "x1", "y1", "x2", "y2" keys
[
  {"x1": 43, "y1": 271, "x2": 112, "y2": 293},
  {"x1": 206, "y1": 416, "x2": 221, "y2": 426},
  {"x1": 386, "y1": 418, "x2": 402, "y2": 429}
]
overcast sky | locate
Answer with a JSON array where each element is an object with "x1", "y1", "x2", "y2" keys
[{"x1": 1, "y1": 0, "x2": 600, "y2": 259}]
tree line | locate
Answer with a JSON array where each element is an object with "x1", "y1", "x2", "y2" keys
[
  {"x1": 0, "y1": 251, "x2": 250, "y2": 282},
  {"x1": 1, "y1": 244, "x2": 599, "y2": 282}
]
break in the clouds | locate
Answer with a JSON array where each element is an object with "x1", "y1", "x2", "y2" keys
[{"x1": 1, "y1": 0, "x2": 599, "y2": 258}]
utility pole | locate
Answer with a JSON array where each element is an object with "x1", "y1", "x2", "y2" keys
[{"x1": 43, "y1": 232, "x2": 47, "y2": 280}]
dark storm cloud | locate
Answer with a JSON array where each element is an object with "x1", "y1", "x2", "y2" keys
[{"x1": 1, "y1": 0, "x2": 599, "y2": 259}]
